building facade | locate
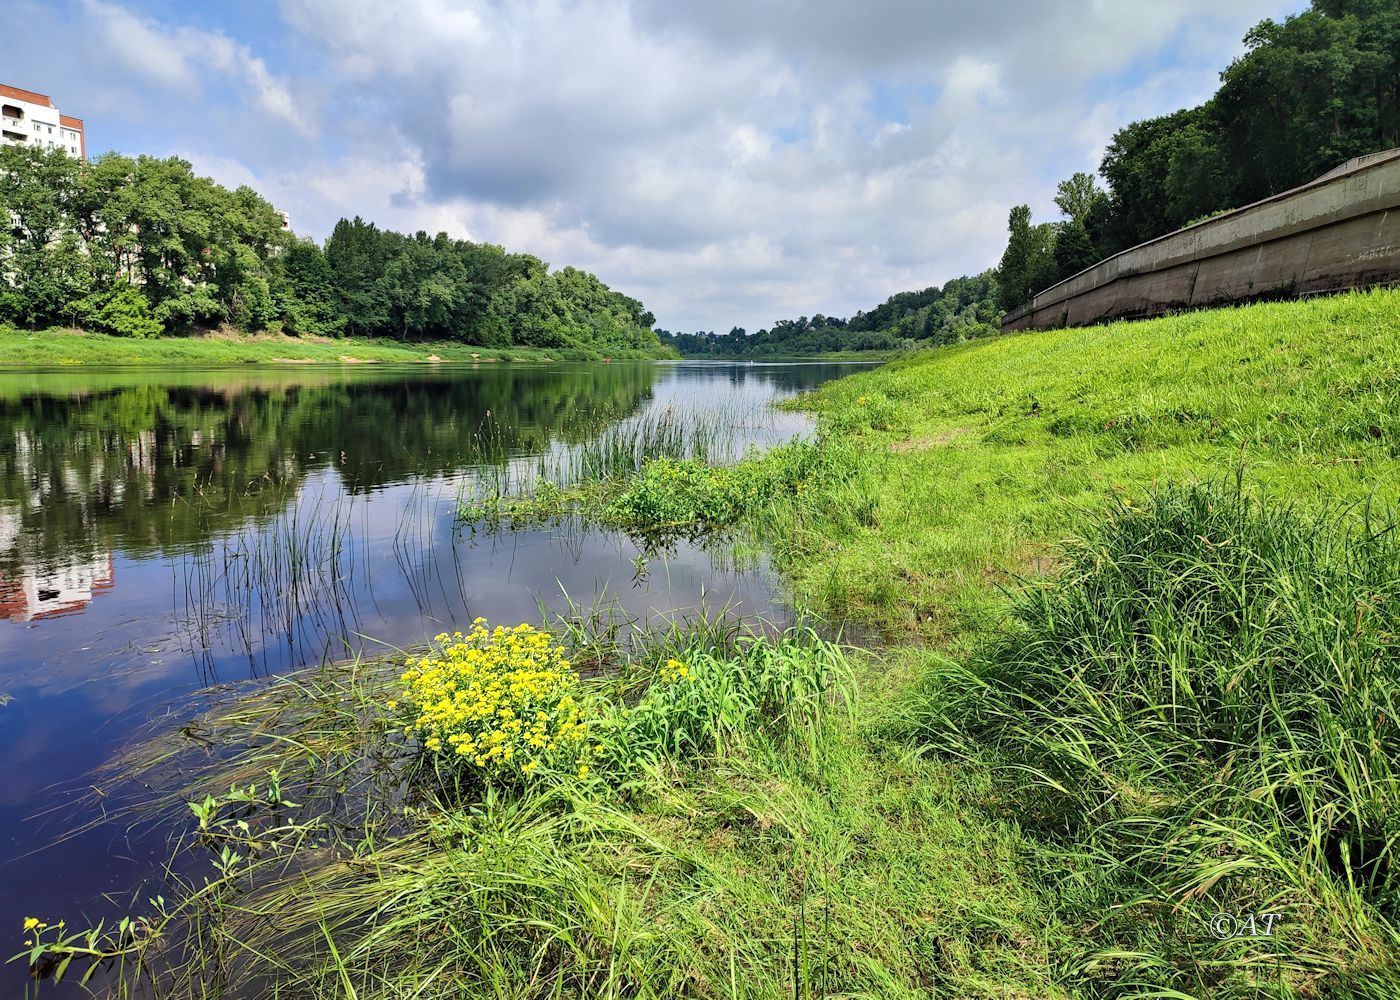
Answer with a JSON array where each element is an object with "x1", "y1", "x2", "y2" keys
[{"x1": 0, "y1": 83, "x2": 84, "y2": 158}]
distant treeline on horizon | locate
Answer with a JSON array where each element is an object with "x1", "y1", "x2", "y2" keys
[
  {"x1": 0, "y1": 146, "x2": 669, "y2": 356},
  {"x1": 658, "y1": 270, "x2": 1001, "y2": 357}
]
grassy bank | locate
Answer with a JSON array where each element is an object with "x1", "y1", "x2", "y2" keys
[
  {"x1": 18, "y1": 290, "x2": 1400, "y2": 998},
  {"x1": 456, "y1": 288, "x2": 1400, "y2": 996},
  {"x1": 783, "y1": 288, "x2": 1400, "y2": 640},
  {"x1": 0, "y1": 325, "x2": 675, "y2": 367}
]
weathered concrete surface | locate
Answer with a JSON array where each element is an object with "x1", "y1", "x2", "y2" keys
[{"x1": 1003, "y1": 149, "x2": 1400, "y2": 332}]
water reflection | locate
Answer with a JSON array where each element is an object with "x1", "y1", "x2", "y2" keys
[
  {"x1": 0, "y1": 361, "x2": 871, "y2": 987},
  {"x1": 0, "y1": 363, "x2": 661, "y2": 571}
]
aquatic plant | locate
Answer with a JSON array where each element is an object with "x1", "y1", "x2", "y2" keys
[{"x1": 606, "y1": 630, "x2": 853, "y2": 770}]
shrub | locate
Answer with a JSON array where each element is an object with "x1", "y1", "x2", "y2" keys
[
  {"x1": 605, "y1": 440, "x2": 822, "y2": 529},
  {"x1": 81, "y1": 283, "x2": 163, "y2": 338}
]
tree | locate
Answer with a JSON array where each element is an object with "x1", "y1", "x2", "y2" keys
[
  {"x1": 1053, "y1": 221, "x2": 1098, "y2": 282},
  {"x1": 997, "y1": 206, "x2": 1058, "y2": 311},
  {"x1": 1215, "y1": 0, "x2": 1400, "y2": 202},
  {"x1": 1053, "y1": 172, "x2": 1106, "y2": 225},
  {"x1": 0, "y1": 145, "x2": 666, "y2": 355}
]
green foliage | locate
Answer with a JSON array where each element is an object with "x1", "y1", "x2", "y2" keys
[
  {"x1": 276, "y1": 240, "x2": 344, "y2": 337},
  {"x1": 1051, "y1": 219, "x2": 1097, "y2": 280},
  {"x1": 1003, "y1": 0, "x2": 1400, "y2": 300},
  {"x1": 1052, "y1": 171, "x2": 1105, "y2": 225},
  {"x1": 906, "y1": 480, "x2": 1400, "y2": 991},
  {"x1": 605, "y1": 441, "x2": 821, "y2": 529},
  {"x1": 997, "y1": 205, "x2": 1058, "y2": 311},
  {"x1": 0, "y1": 146, "x2": 666, "y2": 355},
  {"x1": 659, "y1": 270, "x2": 1002, "y2": 357},
  {"x1": 605, "y1": 630, "x2": 852, "y2": 770},
  {"x1": 321, "y1": 221, "x2": 663, "y2": 352},
  {"x1": 822, "y1": 390, "x2": 898, "y2": 434},
  {"x1": 81, "y1": 282, "x2": 163, "y2": 338},
  {"x1": 21, "y1": 624, "x2": 884, "y2": 999}
]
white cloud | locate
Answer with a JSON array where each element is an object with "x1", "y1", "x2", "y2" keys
[
  {"x1": 262, "y1": 0, "x2": 1295, "y2": 331},
  {"x1": 15, "y1": 0, "x2": 1301, "y2": 332},
  {"x1": 81, "y1": 0, "x2": 312, "y2": 135}
]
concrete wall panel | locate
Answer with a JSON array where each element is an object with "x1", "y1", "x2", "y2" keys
[{"x1": 1003, "y1": 150, "x2": 1400, "y2": 333}]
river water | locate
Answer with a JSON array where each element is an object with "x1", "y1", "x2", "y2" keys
[{"x1": 0, "y1": 359, "x2": 867, "y2": 990}]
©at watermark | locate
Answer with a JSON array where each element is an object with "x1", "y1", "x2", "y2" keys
[{"x1": 1208, "y1": 912, "x2": 1283, "y2": 939}]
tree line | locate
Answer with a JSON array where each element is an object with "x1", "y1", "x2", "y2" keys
[
  {"x1": 659, "y1": 271, "x2": 1000, "y2": 357},
  {"x1": 997, "y1": 0, "x2": 1398, "y2": 313},
  {"x1": 0, "y1": 146, "x2": 668, "y2": 355}
]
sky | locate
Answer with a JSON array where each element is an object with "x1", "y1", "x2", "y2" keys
[{"x1": 7, "y1": 0, "x2": 1300, "y2": 333}]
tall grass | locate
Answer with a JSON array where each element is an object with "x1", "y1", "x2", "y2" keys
[
  {"x1": 28, "y1": 617, "x2": 861, "y2": 999},
  {"x1": 456, "y1": 398, "x2": 797, "y2": 526},
  {"x1": 898, "y1": 478, "x2": 1400, "y2": 995}
]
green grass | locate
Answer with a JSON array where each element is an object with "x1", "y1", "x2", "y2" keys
[
  {"x1": 42, "y1": 622, "x2": 1043, "y2": 999},
  {"x1": 20, "y1": 289, "x2": 1400, "y2": 998},
  {"x1": 782, "y1": 288, "x2": 1400, "y2": 641},
  {"x1": 894, "y1": 480, "x2": 1400, "y2": 996},
  {"x1": 0, "y1": 324, "x2": 675, "y2": 367}
]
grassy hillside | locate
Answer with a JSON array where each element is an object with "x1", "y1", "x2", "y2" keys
[
  {"x1": 785, "y1": 288, "x2": 1400, "y2": 639},
  {"x1": 0, "y1": 324, "x2": 675, "y2": 366}
]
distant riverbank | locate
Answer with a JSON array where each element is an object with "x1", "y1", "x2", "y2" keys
[
  {"x1": 0, "y1": 325, "x2": 677, "y2": 367},
  {"x1": 673, "y1": 348, "x2": 907, "y2": 362}
]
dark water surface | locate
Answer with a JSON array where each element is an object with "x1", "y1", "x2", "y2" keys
[{"x1": 0, "y1": 359, "x2": 866, "y2": 989}]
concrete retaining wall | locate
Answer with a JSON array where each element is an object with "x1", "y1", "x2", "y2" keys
[{"x1": 1002, "y1": 149, "x2": 1400, "y2": 332}]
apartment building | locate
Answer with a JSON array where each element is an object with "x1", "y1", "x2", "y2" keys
[{"x1": 0, "y1": 83, "x2": 84, "y2": 158}]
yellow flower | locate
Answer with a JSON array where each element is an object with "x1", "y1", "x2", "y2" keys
[
  {"x1": 857, "y1": 396, "x2": 868, "y2": 406},
  {"x1": 386, "y1": 700, "x2": 398, "y2": 710},
  {"x1": 23, "y1": 917, "x2": 39, "y2": 931},
  {"x1": 401, "y1": 620, "x2": 595, "y2": 783},
  {"x1": 577, "y1": 765, "x2": 589, "y2": 779}
]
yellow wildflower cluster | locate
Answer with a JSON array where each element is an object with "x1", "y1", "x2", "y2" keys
[
  {"x1": 398, "y1": 620, "x2": 593, "y2": 782},
  {"x1": 21, "y1": 916, "x2": 57, "y2": 947},
  {"x1": 660, "y1": 657, "x2": 694, "y2": 682}
]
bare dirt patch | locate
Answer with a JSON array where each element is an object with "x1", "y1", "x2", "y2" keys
[{"x1": 889, "y1": 427, "x2": 973, "y2": 453}]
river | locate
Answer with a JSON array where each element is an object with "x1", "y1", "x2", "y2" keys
[{"x1": 0, "y1": 359, "x2": 868, "y2": 992}]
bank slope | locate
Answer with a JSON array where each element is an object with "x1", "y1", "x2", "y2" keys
[
  {"x1": 756, "y1": 286, "x2": 1400, "y2": 998},
  {"x1": 789, "y1": 286, "x2": 1400, "y2": 639},
  {"x1": 0, "y1": 325, "x2": 675, "y2": 366}
]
